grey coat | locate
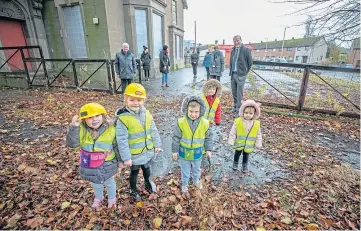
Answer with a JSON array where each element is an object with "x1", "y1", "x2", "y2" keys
[
  {"x1": 191, "y1": 53, "x2": 199, "y2": 65},
  {"x1": 66, "y1": 123, "x2": 120, "y2": 184},
  {"x1": 115, "y1": 106, "x2": 162, "y2": 166},
  {"x1": 229, "y1": 44, "x2": 252, "y2": 77},
  {"x1": 141, "y1": 51, "x2": 152, "y2": 70},
  {"x1": 115, "y1": 50, "x2": 137, "y2": 80},
  {"x1": 159, "y1": 51, "x2": 170, "y2": 73},
  {"x1": 172, "y1": 95, "x2": 213, "y2": 153},
  {"x1": 209, "y1": 50, "x2": 224, "y2": 77}
]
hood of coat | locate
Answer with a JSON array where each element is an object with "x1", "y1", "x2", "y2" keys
[
  {"x1": 238, "y1": 100, "x2": 261, "y2": 120},
  {"x1": 115, "y1": 105, "x2": 145, "y2": 117},
  {"x1": 202, "y1": 79, "x2": 222, "y2": 98},
  {"x1": 181, "y1": 95, "x2": 206, "y2": 118}
]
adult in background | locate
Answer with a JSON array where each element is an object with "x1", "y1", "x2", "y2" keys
[
  {"x1": 190, "y1": 48, "x2": 199, "y2": 77},
  {"x1": 159, "y1": 45, "x2": 170, "y2": 87},
  {"x1": 115, "y1": 43, "x2": 136, "y2": 93},
  {"x1": 141, "y1": 46, "x2": 152, "y2": 81},
  {"x1": 229, "y1": 35, "x2": 252, "y2": 114},
  {"x1": 209, "y1": 45, "x2": 224, "y2": 81},
  {"x1": 203, "y1": 45, "x2": 213, "y2": 80}
]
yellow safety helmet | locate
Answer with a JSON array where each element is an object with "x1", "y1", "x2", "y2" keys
[
  {"x1": 124, "y1": 83, "x2": 147, "y2": 99},
  {"x1": 79, "y1": 103, "x2": 107, "y2": 120}
]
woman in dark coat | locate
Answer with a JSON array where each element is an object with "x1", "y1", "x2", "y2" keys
[
  {"x1": 141, "y1": 46, "x2": 152, "y2": 81},
  {"x1": 159, "y1": 45, "x2": 170, "y2": 87}
]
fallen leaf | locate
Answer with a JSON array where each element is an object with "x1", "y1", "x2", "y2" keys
[
  {"x1": 0, "y1": 129, "x2": 9, "y2": 134},
  {"x1": 174, "y1": 204, "x2": 182, "y2": 214},
  {"x1": 136, "y1": 201, "x2": 144, "y2": 208},
  {"x1": 133, "y1": 211, "x2": 139, "y2": 218},
  {"x1": 153, "y1": 217, "x2": 162, "y2": 229},
  {"x1": 256, "y1": 227, "x2": 266, "y2": 231},
  {"x1": 124, "y1": 219, "x2": 131, "y2": 226},
  {"x1": 305, "y1": 223, "x2": 318, "y2": 230},
  {"x1": 61, "y1": 201, "x2": 71, "y2": 210},
  {"x1": 47, "y1": 159, "x2": 57, "y2": 165},
  {"x1": 168, "y1": 195, "x2": 177, "y2": 202},
  {"x1": 6, "y1": 213, "x2": 22, "y2": 228},
  {"x1": 281, "y1": 217, "x2": 292, "y2": 225},
  {"x1": 300, "y1": 210, "x2": 309, "y2": 217},
  {"x1": 25, "y1": 217, "x2": 43, "y2": 229},
  {"x1": 180, "y1": 216, "x2": 192, "y2": 226}
]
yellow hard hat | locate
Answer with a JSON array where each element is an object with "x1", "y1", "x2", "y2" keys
[
  {"x1": 124, "y1": 83, "x2": 147, "y2": 99},
  {"x1": 79, "y1": 103, "x2": 107, "y2": 120}
]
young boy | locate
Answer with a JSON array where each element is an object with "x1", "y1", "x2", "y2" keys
[
  {"x1": 202, "y1": 79, "x2": 222, "y2": 126},
  {"x1": 115, "y1": 83, "x2": 162, "y2": 201},
  {"x1": 172, "y1": 95, "x2": 213, "y2": 199}
]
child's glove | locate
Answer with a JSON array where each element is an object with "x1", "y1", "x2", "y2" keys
[
  {"x1": 155, "y1": 148, "x2": 163, "y2": 156},
  {"x1": 173, "y1": 152, "x2": 178, "y2": 160}
]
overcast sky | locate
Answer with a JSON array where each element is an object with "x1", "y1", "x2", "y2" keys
[{"x1": 184, "y1": 0, "x2": 309, "y2": 45}]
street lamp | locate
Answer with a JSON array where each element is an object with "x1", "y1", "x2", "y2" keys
[
  {"x1": 265, "y1": 38, "x2": 268, "y2": 60},
  {"x1": 281, "y1": 26, "x2": 289, "y2": 58}
]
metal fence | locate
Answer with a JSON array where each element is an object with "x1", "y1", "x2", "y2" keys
[
  {"x1": 0, "y1": 46, "x2": 142, "y2": 93},
  {"x1": 251, "y1": 61, "x2": 360, "y2": 117}
]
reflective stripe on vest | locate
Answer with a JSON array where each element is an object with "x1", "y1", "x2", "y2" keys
[
  {"x1": 118, "y1": 110, "x2": 154, "y2": 155},
  {"x1": 178, "y1": 117, "x2": 209, "y2": 160},
  {"x1": 202, "y1": 95, "x2": 220, "y2": 123},
  {"x1": 79, "y1": 125, "x2": 116, "y2": 161},
  {"x1": 233, "y1": 119, "x2": 260, "y2": 153}
]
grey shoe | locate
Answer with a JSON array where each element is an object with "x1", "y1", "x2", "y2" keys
[
  {"x1": 232, "y1": 161, "x2": 238, "y2": 170},
  {"x1": 242, "y1": 164, "x2": 248, "y2": 173},
  {"x1": 194, "y1": 181, "x2": 203, "y2": 190}
]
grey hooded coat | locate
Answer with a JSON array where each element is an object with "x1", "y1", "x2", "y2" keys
[
  {"x1": 66, "y1": 123, "x2": 121, "y2": 184},
  {"x1": 115, "y1": 106, "x2": 162, "y2": 166},
  {"x1": 209, "y1": 50, "x2": 225, "y2": 77},
  {"x1": 172, "y1": 95, "x2": 213, "y2": 153}
]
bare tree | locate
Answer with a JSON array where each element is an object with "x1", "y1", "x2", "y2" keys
[{"x1": 271, "y1": 0, "x2": 360, "y2": 44}]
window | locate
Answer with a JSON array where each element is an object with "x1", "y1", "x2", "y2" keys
[
  {"x1": 295, "y1": 56, "x2": 299, "y2": 61},
  {"x1": 172, "y1": 0, "x2": 177, "y2": 25},
  {"x1": 176, "y1": 35, "x2": 181, "y2": 59},
  {"x1": 135, "y1": 9, "x2": 148, "y2": 58},
  {"x1": 152, "y1": 13, "x2": 163, "y2": 58},
  {"x1": 297, "y1": 47, "x2": 301, "y2": 51},
  {"x1": 320, "y1": 56, "x2": 323, "y2": 60},
  {"x1": 287, "y1": 48, "x2": 292, "y2": 51},
  {"x1": 63, "y1": 5, "x2": 87, "y2": 58},
  {"x1": 256, "y1": 49, "x2": 259, "y2": 53}
]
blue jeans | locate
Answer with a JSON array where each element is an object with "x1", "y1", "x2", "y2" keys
[
  {"x1": 162, "y1": 72, "x2": 168, "y2": 85},
  {"x1": 91, "y1": 176, "x2": 116, "y2": 200},
  {"x1": 179, "y1": 158, "x2": 202, "y2": 191}
]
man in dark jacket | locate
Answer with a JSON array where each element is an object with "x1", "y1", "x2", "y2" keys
[
  {"x1": 115, "y1": 43, "x2": 136, "y2": 93},
  {"x1": 141, "y1": 46, "x2": 151, "y2": 81},
  {"x1": 229, "y1": 35, "x2": 252, "y2": 114},
  {"x1": 190, "y1": 48, "x2": 199, "y2": 77}
]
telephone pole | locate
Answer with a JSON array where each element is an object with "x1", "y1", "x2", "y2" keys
[{"x1": 194, "y1": 21, "x2": 197, "y2": 50}]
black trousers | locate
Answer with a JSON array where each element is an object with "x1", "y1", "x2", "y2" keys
[
  {"x1": 206, "y1": 67, "x2": 210, "y2": 79},
  {"x1": 121, "y1": 79, "x2": 132, "y2": 93},
  {"x1": 192, "y1": 64, "x2": 198, "y2": 76},
  {"x1": 234, "y1": 150, "x2": 249, "y2": 165},
  {"x1": 144, "y1": 70, "x2": 150, "y2": 79},
  {"x1": 211, "y1": 75, "x2": 220, "y2": 81},
  {"x1": 129, "y1": 165, "x2": 151, "y2": 191}
]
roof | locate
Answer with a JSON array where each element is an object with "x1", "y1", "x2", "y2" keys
[
  {"x1": 351, "y1": 38, "x2": 360, "y2": 49},
  {"x1": 250, "y1": 37, "x2": 323, "y2": 50}
]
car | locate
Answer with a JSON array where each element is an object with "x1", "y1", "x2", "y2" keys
[
  {"x1": 343, "y1": 64, "x2": 354, "y2": 69},
  {"x1": 268, "y1": 58, "x2": 292, "y2": 72}
]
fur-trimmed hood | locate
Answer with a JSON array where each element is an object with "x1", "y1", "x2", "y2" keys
[
  {"x1": 202, "y1": 79, "x2": 222, "y2": 98},
  {"x1": 181, "y1": 95, "x2": 206, "y2": 118},
  {"x1": 239, "y1": 100, "x2": 261, "y2": 120}
]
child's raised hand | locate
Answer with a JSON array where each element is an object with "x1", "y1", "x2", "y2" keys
[
  {"x1": 71, "y1": 115, "x2": 82, "y2": 126},
  {"x1": 173, "y1": 152, "x2": 178, "y2": 160},
  {"x1": 124, "y1": 159, "x2": 132, "y2": 167},
  {"x1": 155, "y1": 148, "x2": 162, "y2": 155},
  {"x1": 206, "y1": 151, "x2": 212, "y2": 158}
]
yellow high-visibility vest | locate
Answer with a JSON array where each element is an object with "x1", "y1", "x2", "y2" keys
[
  {"x1": 178, "y1": 117, "x2": 209, "y2": 160},
  {"x1": 118, "y1": 110, "x2": 154, "y2": 155},
  {"x1": 79, "y1": 125, "x2": 116, "y2": 161},
  {"x1": 233, "y1": 118, "x2": 260, "y2": 153},
  {"x1": 202, "y1": 95, "x2": 220, "y2": 123}
]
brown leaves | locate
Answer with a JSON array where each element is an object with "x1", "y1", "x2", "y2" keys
[
  {"x1": 25, "y1": 217, "x2": 44, "y2": 229},
  {"x1": 153, "y1": 217, "x2": 162, "y2": 229},
  {"x1": 180, "y1": 215, "x2": 192, "y2": 226},
  {"x1": 6, "y1": 213, "x2": 22, "y2": 228}
]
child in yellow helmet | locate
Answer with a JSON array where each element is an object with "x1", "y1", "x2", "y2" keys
[
  {"x1": 115, "y1": 83, "x2": 162, "y2": 201},
  {"x1": 66, "y1": 103, "x2": 122, "y2": 209}
]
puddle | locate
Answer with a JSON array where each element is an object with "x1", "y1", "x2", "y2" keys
[{"x1": 313, "y1": 131, "x2": 360, "y2": 169}]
